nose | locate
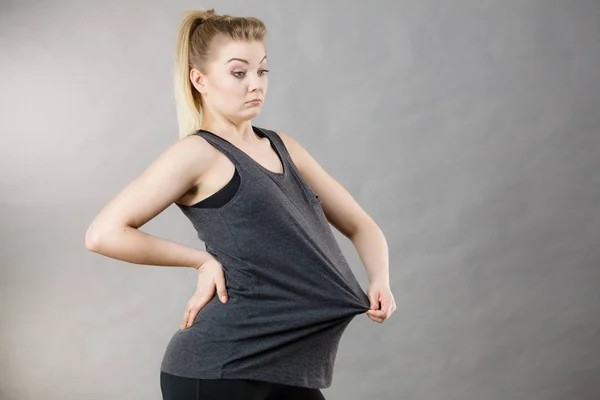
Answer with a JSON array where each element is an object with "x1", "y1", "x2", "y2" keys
[{"x1": 247, "y1": 72, "x2": 263, "y2": 93}]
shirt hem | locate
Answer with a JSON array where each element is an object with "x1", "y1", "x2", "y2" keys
[{"x1": 159, "y1": 366, "x2": 331, "y2": 389}]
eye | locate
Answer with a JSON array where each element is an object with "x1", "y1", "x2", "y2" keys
[{"x1": 232, "y1": 69, "x2": 269, "y2": 79}]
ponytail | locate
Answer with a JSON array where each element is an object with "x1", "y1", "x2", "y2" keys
[{"x1": 174, "y1": 10, "x2": 212, "y2": 139}]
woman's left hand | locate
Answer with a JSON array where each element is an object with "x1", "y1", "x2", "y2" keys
[{"x1": 366, "y1": 281, "x2": 396, "y2": 323}]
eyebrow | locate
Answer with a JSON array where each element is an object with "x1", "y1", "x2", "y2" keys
[{"x1": 225, "y1": 55, "x2": 267, "y2": 65}]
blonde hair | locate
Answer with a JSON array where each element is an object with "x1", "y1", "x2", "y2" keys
[{"x1": 174, "y1": 9, "x2": 268, "y2": 139}]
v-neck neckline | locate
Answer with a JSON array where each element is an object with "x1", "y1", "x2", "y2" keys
[{"x1": 198, "y1": 126, "x2": 287, "y2": 178}]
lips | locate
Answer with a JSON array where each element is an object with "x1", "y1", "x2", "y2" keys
[{"x1": 247, "y1": 99, "x2": 262, "y2": 103}]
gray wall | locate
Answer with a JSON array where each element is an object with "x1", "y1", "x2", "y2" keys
[{"x1": 1, "y1": 0, "x2": 599, "y2": 399}]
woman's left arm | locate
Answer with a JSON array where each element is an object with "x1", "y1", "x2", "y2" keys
[{"x1": 278, "y1": 131, "x2": 396, "y2": 323}]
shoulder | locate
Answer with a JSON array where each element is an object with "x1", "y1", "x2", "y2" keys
[
  {"x1": 270, "y1": 129, "x2": 312, "y2": 173},
  {"x1": 154, "y1": 133, "x2": 218, "y2": 177},
  {"x1": 271, "y1": 129, "x2": 293, "y2": 144},
  {"x1": 177, "y1": 132, "x2": 221, "y2": 156},
  {"x1": 268, "y1": 129, "x2": 302, "y2": 155}
]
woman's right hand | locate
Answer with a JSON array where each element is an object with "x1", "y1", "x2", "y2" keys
[{"x1": 181, "y1": 255, "x2": 228, "y2": 330}]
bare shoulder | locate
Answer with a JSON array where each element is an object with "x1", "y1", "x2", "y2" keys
[
  {"x1": 147, "y1": 133, "x2": 221, "y2": 202},
  {"x1": 147, "y1": 133, "x2": 217, "y2": 187},
  {"x1": 273, "y1": 130, "x2": 310, "y2": 173},
  {"x1": 273, "y1": 130, "x2": 299, "y2": 148},
  {"x1": 171, "y1": 133, "x2": 218, "y2": 173}
]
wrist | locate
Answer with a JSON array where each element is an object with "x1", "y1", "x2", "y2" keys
[
  {"x1": 369, "y1": 276, "x2": 390, "y2": 287},
  {"x1": 190, "y1": 250, "x2": 215, "y2": 270}
]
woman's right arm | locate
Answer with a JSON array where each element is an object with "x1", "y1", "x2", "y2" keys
[{"x1": 85, "y1": 135, "x2": 214, "y2": 270}]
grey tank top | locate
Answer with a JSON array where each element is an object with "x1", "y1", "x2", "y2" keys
[{"x1": 160, "y1": 126, "x2": 371, "y2": 389}]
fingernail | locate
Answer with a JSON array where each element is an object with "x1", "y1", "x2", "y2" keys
[{"x1": 221, "y1": 296, "x2": 227, "y2": 302}]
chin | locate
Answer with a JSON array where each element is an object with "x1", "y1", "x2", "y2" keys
[{"x1": 242, "y1": 109, "x2": 262, "y2": 120}]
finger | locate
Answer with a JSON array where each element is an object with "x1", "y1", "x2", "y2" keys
[
  {"x1": 367, "y1": 309, "x2": 387, "y2": 319},
  {"x1": 379, "y1": 294, "x2": 393, "y2": 317},
  {"x1": 186, "y1": 299, "x2": 206, "y2": 328},
  {"x1": 186, "y1": 290, "x2": 216, "y2": 327},
  {"x1": 186, "y1": 306, "x2": 199, "y2": 329},
  {"x1": 368, "y1": 290, "x2": 380, "y2": 310},
  {"x1": 181, "y1": 307, "x2": 191, "y2": 330},
  {"x1": 215, "y1": 275, "x2": 228, "y2": 303},
  {"x1": 388, "y1": 299, "x2": 397, "y2": 317},
  {"x1": 366, "y1": 314, "x2": 384, "y2": 323}
]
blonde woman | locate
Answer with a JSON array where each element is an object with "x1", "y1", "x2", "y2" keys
[{"x1": 86, "y1": 9, "x2": 395, "y2": 400}]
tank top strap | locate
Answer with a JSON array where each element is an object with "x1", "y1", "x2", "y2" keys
[
  {"x1": 193, "y1": 129, "x2": 246, "y2": 169},
  {"x1": 253, "y1": 127, "x2": 294, "y2": 166},
  {"x1": 194, "y1": 127, "x2": 292, "y2": 179}
]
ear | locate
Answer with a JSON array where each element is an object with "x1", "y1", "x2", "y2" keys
[{"x1": 190, "y1": 68, "x2": 208, "y2": 95}]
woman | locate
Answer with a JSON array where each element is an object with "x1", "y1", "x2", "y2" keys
[{"x1": 85, "y1": 9, "x2": 395, "y2": 400}]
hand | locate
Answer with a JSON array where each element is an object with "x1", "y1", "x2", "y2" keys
[
  {"x1": 181, "y1": 255, "x2": 228, "y2": 330},
  {"x1": 366, "y1": 280, "x2": 396, "y2": 323}
]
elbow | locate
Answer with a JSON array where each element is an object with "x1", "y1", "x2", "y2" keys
[
  {"x1": 85, "y1": 226, "x2": 102, "y2": 252},
  {"x1": 85, "y1": 222, "x2": 114, "y2": 252},
  {"x1": 85, "y1": 223, "x2": 132, "y2": 252}
]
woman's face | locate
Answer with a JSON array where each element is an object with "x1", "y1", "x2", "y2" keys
[{"x1": 194, "y1": 39, "x2": 268, "y2": 122}]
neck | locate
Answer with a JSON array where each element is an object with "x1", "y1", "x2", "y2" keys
[{"x1": 200, "y1": 113, "x2": 256, "y2": 143}]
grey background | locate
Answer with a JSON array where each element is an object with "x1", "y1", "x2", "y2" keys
[{"x1": 1, "y1": 0, "x2": 599, "y2": 399}]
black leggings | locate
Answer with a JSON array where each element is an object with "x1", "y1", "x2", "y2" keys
[{"x1": 160, "y1": 371, "x2": 327, "y2": 400}]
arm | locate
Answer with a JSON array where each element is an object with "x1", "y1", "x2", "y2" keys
[
  {"x1": 277, "y1": 131, "x2": 390, "y2": 287},
  {"x1": 85, "y1": 135, "x2": 215, "y2": 270}
]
